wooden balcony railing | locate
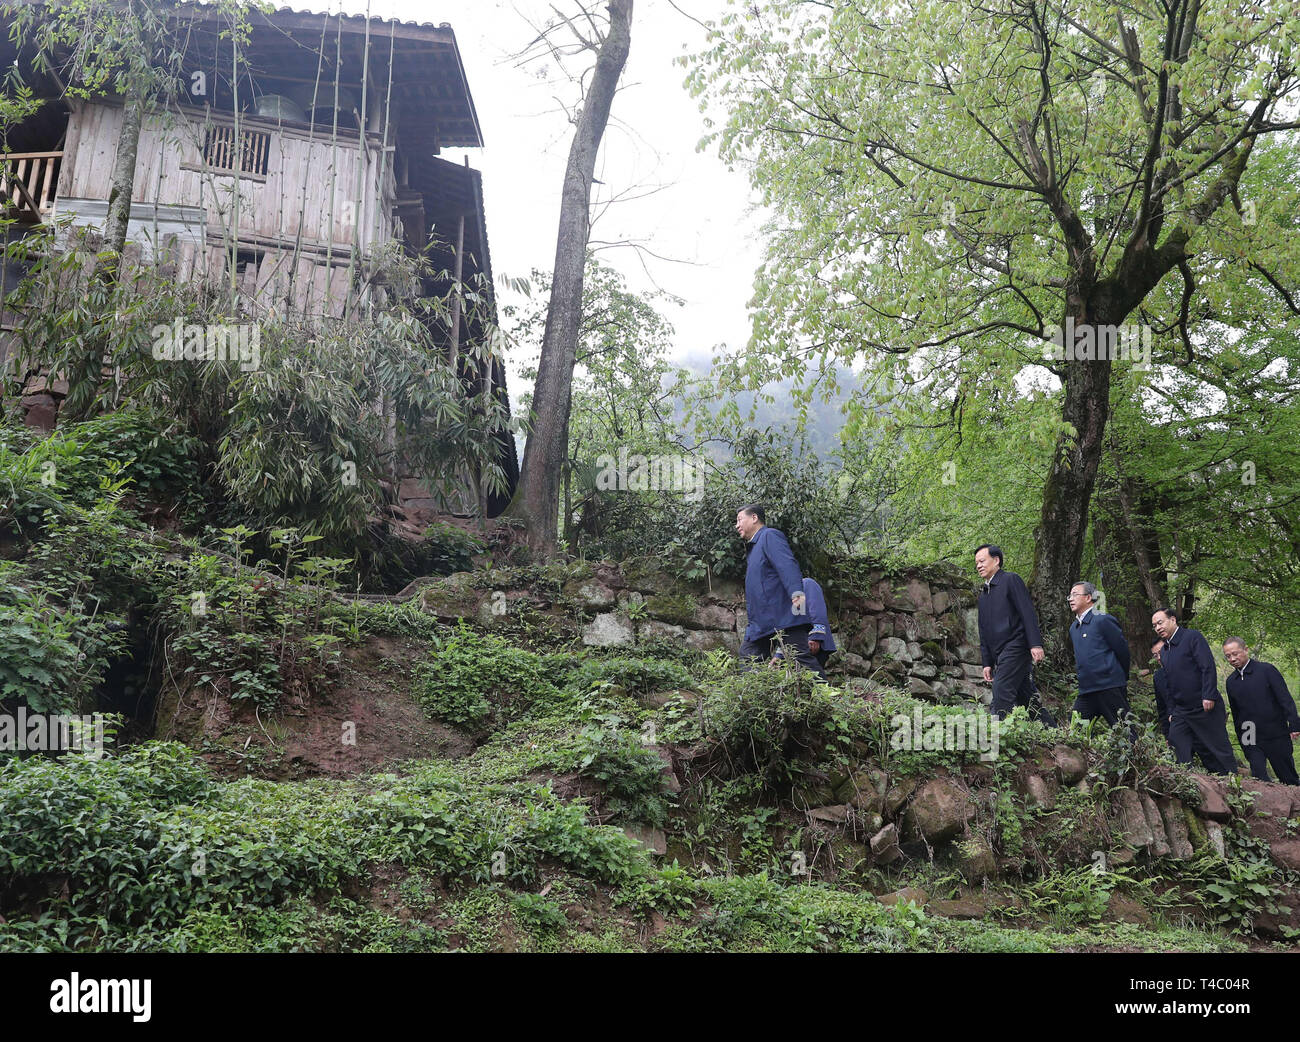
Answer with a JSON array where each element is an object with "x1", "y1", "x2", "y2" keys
[{"x1": 0, "y1": 151, "x2": 62, "y2": 224}]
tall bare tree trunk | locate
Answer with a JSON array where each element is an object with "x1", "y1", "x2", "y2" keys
[{"x1": 508, "y1": 0, "x2": 633, "y2": 556}]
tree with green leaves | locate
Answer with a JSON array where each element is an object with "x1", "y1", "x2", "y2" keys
[{"x1": 688, "y1": 0, "x2": 1300, "y2": 664}]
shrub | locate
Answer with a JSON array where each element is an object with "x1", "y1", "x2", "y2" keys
[{"x1": 413, "y1": 623, "x2": 559, "y2": 727}]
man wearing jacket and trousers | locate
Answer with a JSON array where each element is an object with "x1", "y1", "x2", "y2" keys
[
  {"x1": 1222, "y1": 638, "x2": 1300, "y2": 785},
  {"x1": 1066, "y1": 581, "x2": 1133, "y2": 728},
  {"x1": 1152, "y1": 608, "x2": 1237, "y2": 775},
  {"x1": 975, "y1": 544, "x2": 1056, "y2": 724},
  {"x1": 735, "y1": 505, "x2": 821, "y2": 674},
  {"x1": 772, "y1": 577, "x2": 836, "y2": 677}
]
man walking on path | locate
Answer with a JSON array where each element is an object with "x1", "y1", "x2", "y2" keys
[
  {"x1": 735, "y1": 505, "x2": 821, "y2": 674},
  {"x1": 1152, "y1": 609, "x2": 1237, "y2": 776},
  {"x1": 975, "y1": 544, "x2": 1056, "y2": 725},
  {"x1": 1066, "y1": 581, "x2": 1133, "y2": 730},
  {"x1": 1222, "y1": 638, "x2": 1300, "y2": 785},
  {"x1": 1148, "y1": 639, "x2": 1173, "y2": 744}
]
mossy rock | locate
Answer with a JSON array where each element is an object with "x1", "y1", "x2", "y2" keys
[
  {"x1": 644, "y1": 591, "x2": 698, "y2": 627},
  {"x1": 620, "y1": 556, "x2": 681, "y2": 593}
]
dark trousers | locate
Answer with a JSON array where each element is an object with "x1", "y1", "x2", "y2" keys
[
  {"x1": 1074, "y1": 686, "x2": 1135, "y2": 738},
  {"x1": 1169, "y1": 705, "x2": 1237, "y2": 775},
  {"x1": 1242, "y1": 734, "x2": 1299, "y2": 786},
  {"x1": 990, "y1": 644, "x2": 1056, "y2": 726},
  {"x1": 740, "y1": 625, "x2": 823, "y2": 676}
]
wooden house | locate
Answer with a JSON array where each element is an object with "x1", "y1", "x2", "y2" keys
[{"x1": 0, "y1": 2, "x2": 518, "y2": 518}]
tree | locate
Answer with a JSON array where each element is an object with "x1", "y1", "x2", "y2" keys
[
  {"x1": 507, "y1": 0, "x2": 634, "y2": 556},
  {"x1": 689, "y1": 0, "x2": 1300, "y2": 664},
  {"x1": 507, "y1": 256, "x2": 692, "y2": 549}
]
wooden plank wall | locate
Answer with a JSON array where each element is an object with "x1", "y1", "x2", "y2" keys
[{"x1": 62, "y1": 100, "x2": 397, "y2": 321}]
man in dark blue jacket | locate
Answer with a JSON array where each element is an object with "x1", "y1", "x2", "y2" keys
[
  {"x1": 1066, "y1": 581, "x2": 1132, "y2": 727},
  {"x1": 735, "y1": 505, "x2": 821, "y2": 674},
  {"x1": 1149, "y1": 639, "x2": 1173, "y2": 742},
  {"x1": 975, "y1": 544, "x2": 1055, "y2": 724},
  {"x1": 1152, "y1": 609, "x2": 1237, "y2": 775},
  {"x1": 772, "y1": 577, "x2": 836, "y2": 676},
  {"x1": 1222, "y1": 638, "x2": 1300, "y2": 785}
]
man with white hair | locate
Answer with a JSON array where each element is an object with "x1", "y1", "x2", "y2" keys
[
  {"x1": 1066, "y1": 581, "x2": 1133, "y2": 727},
  {"x1": 1222, "y1": 638, "x2": 1299, "y2": 785}
]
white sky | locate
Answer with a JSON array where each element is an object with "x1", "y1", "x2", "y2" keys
[{"x1": 336, "y1": 0, "x2": 766, "y2": 400}]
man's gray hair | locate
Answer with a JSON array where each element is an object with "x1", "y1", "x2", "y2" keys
[
  {"x1": 1071, "y1": 580, "x2": 1100, "y2": 603},
  {"x1": 1223, "y1": 636, "x2": 1248, "y2": 651}
]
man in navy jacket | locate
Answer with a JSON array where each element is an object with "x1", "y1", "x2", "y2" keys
[
  {"x1": 1152, "y1": 608, "x2": 1237, "y2": 775},
  {"x1": 1222, "y1": 638, "x2": 1299, "y2": 785},
  {"x1": 975, "y1": 544, "x2": 1055, "y2": 724},
  {"x1": 1066, "y1": 581, "x2": 1132, "y2": 728},
  {"x1": 1149, "y1": 639, "x2": 1173, "y2": 742},
  {"x1": 772, "y1": 577, "x2": 836, "y2": 676},
  {"x1": 735, "y1": 505, "x2": 821, "y2": 674}
]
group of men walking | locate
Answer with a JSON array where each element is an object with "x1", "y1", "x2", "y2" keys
[{"x1": 735, "y1": 505, "x2": 1300, "y2": 786}]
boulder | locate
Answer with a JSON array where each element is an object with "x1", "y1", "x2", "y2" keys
[
  {"x1": 869, "y1": 823, "x2": 902, "y2": 863},
  {"x1": 1051, "y1": 745, "x2": 1089, "y2": 785},
  {"x1": 907, "y1": 677, "x2": 938, "y2": 699},
  {"x1": 1024, "y1": 773, "x2": 1058, "y2": 811},
  {"x1": 684, "y1": 629, "x2": 734, "y2": 654},
  {"x1": 906, "y1": 641, "x2": 924, "y2": 662},
  {"x1": 636, "y1": 620, "x2": 686, "y2": 643},
  {"x1": 931, "y1": 591, "x2": 950, "y2": 615},
  {"x1": 962, "y1": 608, "x2": 980, "y2": 645},
  {"x1": 879, "y1": 636, "x2": 910, "y2": 662},
  {"x1": 956, "y1": 644, "x2": 982, "y2": 665},
  {"x1": 563, "y1": 579, "x2": 617, "y2": 611},
  {"x1": 582, "y1": 612, "x2": 635, "y2": 647},
  {"x1": 1241, "y1": 778, "x2": 1295, "y2": 821},
  {"x1": 910, "y1": 661, "x2": 938, "y2": 679},
  {"x1": 955, "y1": 835, "x2": 997, "y2": 882},
  {"x1": 691, "y1": 603, "x2": 736, "y2": 631},
  {"x1": 846, "y1": 616, "x2": 878, "y2": 658},
  {"x1": 1271, "y1": 839, "x2": 1300, "y2": 872},
  {"x1": 1114, "y1": 788, "x2": 1155, "y2": 849},
  {"x1": 898, "y1": 614, "x2": 921, "y2": 642},
  {"x1": 1192, "y1": 776, "x2": 1232, "y2": 821},
  {"x1": 1140, "y1": 793, "x2": 1171, "y2": 857},
  {"x1": 1157, "y1": 797, "x2": 1194, "y2": 859},
  {"x1": 623, "y1": 826, "x2": 667, "y2": 856},
  {"x1": 904, "y1": 776, "x2": 973, "y2": 845},
  {"x1": 884, "y1": 777, "x2": 917, "y2": 818},
  {"x1": 839, "y1": 652, "x2": 871, "y2": 677},
  {"x1": 930, "y1": 896, "x2": 986, "y2": 919},
  {"x1": 809, "y1": 804, "x2": 852, "y2": 824},
  {"x1": 877, "y1": 886, "x2": 927, "y2": 907}
]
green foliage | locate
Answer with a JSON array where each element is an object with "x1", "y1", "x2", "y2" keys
[
  {"x1": 575, "y1": 724, "x2": 671, "y2": 826},
  {"x1": 413, "y1": 623, "x2": 559, "y2": 727},
  {"x1": 509, "y1": 891, "x2": 569, "y2": 936},
  {"x1": 699, "y1": 661, "x2": 862, "y2": 785},
  {"x1": 423, "y1": 521, "x2": 486, "y2": 575},
  {"x1": 615, "y1": 861, "x2": 699, "y2": 918}
]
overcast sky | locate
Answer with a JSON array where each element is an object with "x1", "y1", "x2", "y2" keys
[{"x1": 334, "y1": 0, "x2": 765, "y2": 398}]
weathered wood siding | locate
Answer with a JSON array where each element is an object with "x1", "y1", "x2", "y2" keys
[{"x1": 59, "y1": 99, "x2": 397, "y2": 318}]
